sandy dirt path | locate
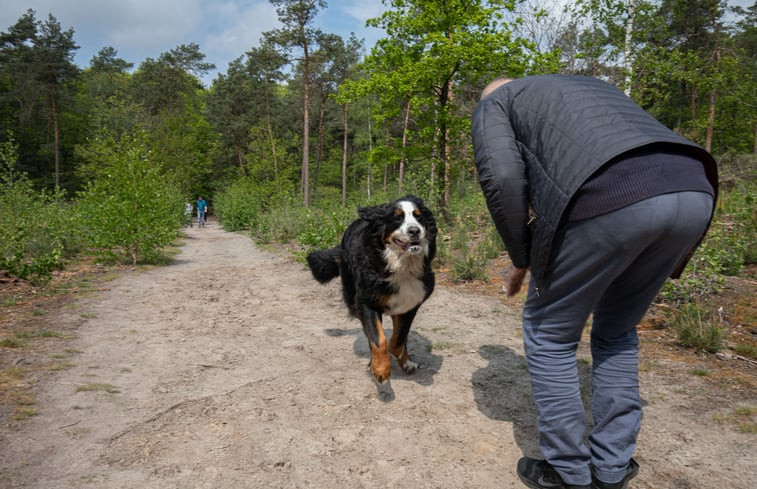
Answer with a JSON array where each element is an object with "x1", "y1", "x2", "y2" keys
[{"x1": 1, "y1": 219, "x2": 754, "y2": 488}]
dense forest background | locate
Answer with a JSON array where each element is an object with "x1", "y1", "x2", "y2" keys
[
  {"x1": 0, "y1": 0, "x2": 755, "y2": 287},
  {"x1": 2, "y1": 0, "x2": 754, "y2": 202}
]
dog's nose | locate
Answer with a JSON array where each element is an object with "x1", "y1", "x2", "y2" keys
[{"x1": 408, "y1": 226, "x2": 421, "y2": 238}]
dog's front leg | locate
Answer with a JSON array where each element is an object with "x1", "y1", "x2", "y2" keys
[
  {"x1": 360, "y1": 307, "x2": 391, "y2": 384},
  {"x1": 390, "y1": 308, "x2": 419, "y2": 374}
]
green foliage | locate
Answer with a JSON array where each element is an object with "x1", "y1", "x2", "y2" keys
[
  {"x1": 0, "y1": 143, "x2": 78, "y2": 283},
  {"x1": 713, "y1": 155, "x2": 757, "y2": 268},
  {"x1": 672, "y1": 302, "x2": 723, "y2": 354},
  {"x1": 660, "y1": 154, "x2": 755, "y2": 303},
  {"x1": 449, "y1": 253, "x2": 489, "y2": 283},
  {"x1": 214, "y1": 173, "x2": 299, "y2": 233},
  {"x1": 255, "y1": 200, "x2": 310, "y2": 246},
  {"x1": 75, "y1": 133, "x2": 184, "y2": 265},
  {"x1": 297, "y1": 204, "x2": 354, "y2": 252},
  {"x1": 213, "y1": 178, "x2": 265, "y2": 232}
]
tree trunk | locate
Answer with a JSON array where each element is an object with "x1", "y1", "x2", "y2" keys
[
  {"x1": 367, "y1": 116, "x2": 372, "y2": 200},
  {"x1": 442, "y1": 78, "x2": 454, "y2": 216},
  {"x1": 341, "y1": 103, "x2": 348, "y2": 206},
  {"x1": 312, "y1": 94, "x2": 326, "y2": 196},
  {"x1": 52, "y1": 96, "x2": 61, "y2": 188},
  {"x1": 302, "y1": 40, "x2": 311, "y2": 207},
  {"x1": 705, "y1": 21, "x2": 721, "y2": 154},
  {"x1": 265, "y1": 91, "x2": 278, "y2": 179},
  {"x1": 705, "y1": 88, "x2": 715, "y2": 153},
  {"x1": 399, "y1": 99, "x2": 411, "y2": 195},
  {"x1": 236, "y1": 145, "x2": 244, "y2": 170},
  {"x1": 623, "y1": 0, "x2": 636, "y2": 96}
]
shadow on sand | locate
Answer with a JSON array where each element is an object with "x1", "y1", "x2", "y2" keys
[{"x1": 324, "y1": 326, "x2": 444, "y2": 402}]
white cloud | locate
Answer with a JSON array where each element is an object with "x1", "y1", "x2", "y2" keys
[
  {"x1": 201, "y1": 1, "x2": 280, "y2": 71},
  {"x1": 340, "y1": 0, "x2": 384, "y2": 23},
  {"x1": 0, "y1": 0, "x2": 383, "y2": 84}
]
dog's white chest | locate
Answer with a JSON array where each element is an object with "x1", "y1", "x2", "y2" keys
[{"x1": 385, "y1": 275, "x2": 426, "y2": 315}]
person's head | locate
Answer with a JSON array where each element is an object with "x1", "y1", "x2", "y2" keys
[
  {"x1": 480, "y1": 77, "x2": 515, "y2": 100},
  {"x1": 198, "y1": 196, "x2": 203, "y2": 200}
]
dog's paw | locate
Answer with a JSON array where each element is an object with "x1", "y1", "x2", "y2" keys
[
  {"x1": 401, "y1": 360, "x2": 418, "y2": 374},
  {"x1": 371, "y1": 362, "x2": 391, "y2": 384}
]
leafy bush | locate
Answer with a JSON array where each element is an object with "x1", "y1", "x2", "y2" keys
[
  {"x1": 215, "y1": 175, "x2": 299, "y2": 235},
  {"x1": 213, "y1": 178, "x2": 265, "y2": 232},
  {"x1": 75, "y1": 134, "x2": 184, "y2": 265},
  {"x1": 0, "y1": 143, "x2": 78, "y2": 283},
  {"x1": 297, "y1": 205, "x2": 354, "y2": 252},
  {"x1": 255, "y1": 201, "x2": 309, "y2": 245}
]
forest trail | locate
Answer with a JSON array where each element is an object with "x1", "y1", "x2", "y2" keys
[{"x1": 1, "y1": 219, "x2": 754, "y2": 488}]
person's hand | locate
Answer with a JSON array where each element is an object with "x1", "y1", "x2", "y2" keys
[{"x1": 506, "y1": 266, "x2": 528, "y2": 297}]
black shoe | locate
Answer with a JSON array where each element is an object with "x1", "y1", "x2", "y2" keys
[
  {"x1": 592, "y1": 459, "x2": 639, "y2": 489},
  {"x1": 517, "y1": 457, "x2": 592, "y2": 489}
]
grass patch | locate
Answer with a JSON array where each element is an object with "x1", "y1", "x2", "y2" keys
[
  {"x1": 733, "y1": 343, "x2": 757, "y2": 359},
  {"x1": 0, "y1": 366, "x2": 25, "y2": 381},
  {"x1": 9, "y1": 330, "x2": 70, "y2": 340},
  {"x1": 12, "y1": 407, "x2": 38, "y2": 420},
  {"x1": 671, "y1": 303, "x2": 723, "y2": 353},
  {"x1": 714, "y1": 404, "x2": 757, "y2": 433},
  {"x1": 0, "y1": 337, "x2": 27, "y2": 348},
  {"x1": 39, "y1": 330, "x2": 69, "y2": 339},
  {"x1": 75, "y1": 383, "x2": 120, "y2": 394},
  {"x1": 692, "y1": 368, "x2": 711, "y2": 377},
  {"x1": 76, "y1": 384, "x2": 121, "y2": 394},
  {"x1": 449, "y1": 254, "x2": 489, "y2": 282}
]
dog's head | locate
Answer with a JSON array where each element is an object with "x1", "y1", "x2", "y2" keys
[{"x1": 358, "y1": 195, "x2": 437, "y2": 261}]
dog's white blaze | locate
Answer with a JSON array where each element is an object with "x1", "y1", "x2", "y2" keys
[
  {"x1": 387, "y1": 201, "x2": 430, "y2": 257},
  {"x1": 382, "y1": 200, "x2": 429, "y2": 315},
  {"x1": 398, "y1": 201, "x2": 423, "y2": 239}
]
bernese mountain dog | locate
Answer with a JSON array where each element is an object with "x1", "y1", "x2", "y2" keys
[{"x1": 307, "y1": 195, "x2": 436, "y2": 385}]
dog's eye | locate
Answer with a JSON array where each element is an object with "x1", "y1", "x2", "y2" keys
[{"x1": 394, "y1": 210, "x2": 404, "y2": 220}]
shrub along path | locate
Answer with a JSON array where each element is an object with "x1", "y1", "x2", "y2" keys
[{"x1": 0, "y1": 218, "x2": 755, "y2": 488}]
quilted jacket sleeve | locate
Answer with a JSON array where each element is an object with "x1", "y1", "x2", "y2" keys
[{"x1": 471, "y1": 97, "x2": 530, "y2": 269}]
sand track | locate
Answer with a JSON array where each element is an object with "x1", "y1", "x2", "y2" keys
[{"x1": 1, "y1": 220, "x2": 754, "y2": 488}]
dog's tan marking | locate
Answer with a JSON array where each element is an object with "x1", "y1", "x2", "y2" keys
[
  {"x1": 389, "y1": 316, "x2": 417, "y2": 373},
  {"x1": 370, "y1": 316, "x2": 391, "y2": 384}
]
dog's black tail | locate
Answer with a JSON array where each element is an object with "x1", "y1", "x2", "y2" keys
[{"x1": 306, "y1": 247, "x2": 341, "y2": 284}]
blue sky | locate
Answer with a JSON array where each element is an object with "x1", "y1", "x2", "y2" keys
[
  {"x1": 0, "y1": 0, "x2": 386, "y2": 85},
  {"x1": 1, "y1": 0, "x2": 752, "y2": 86}
]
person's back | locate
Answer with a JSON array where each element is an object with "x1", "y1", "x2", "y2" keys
[
  {"x1": 471, "y1": 74, "x2": 717, "y2": 489},
  {"x1": 472, "y1": 74, "x2": 717, "y2": 285}
]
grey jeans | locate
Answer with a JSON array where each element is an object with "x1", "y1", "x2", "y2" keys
[{"x1": 521, "y1": 191, "x2": 713, "y2": 486}]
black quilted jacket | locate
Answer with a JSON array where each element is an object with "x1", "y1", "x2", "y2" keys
[{"x1": 471, "y1": 75, "x2": 718, "y2": 287}]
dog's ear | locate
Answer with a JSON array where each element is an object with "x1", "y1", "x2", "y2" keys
[
  {"x1": 420, "y1": 204, "x2": 437, "y2": 262},
  {"x1": 358, "y1": 203, "x2": 389, "y2": 222}
]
